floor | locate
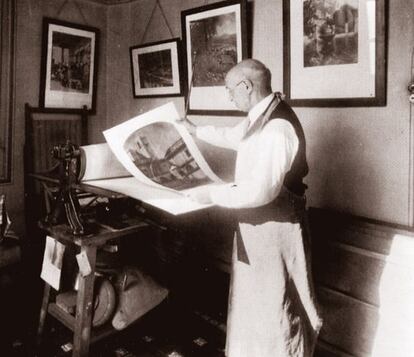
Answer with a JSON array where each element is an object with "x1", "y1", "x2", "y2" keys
[
  {"x1": 0, "y1": 255, "x2": 229, "y2": 357},
  {"x1": 39, "y1": 301, "x2": 227, "y2": 357}
]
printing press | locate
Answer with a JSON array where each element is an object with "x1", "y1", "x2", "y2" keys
[{"x1": 32, "y1": 141, "x2": 198, "y2": 357}]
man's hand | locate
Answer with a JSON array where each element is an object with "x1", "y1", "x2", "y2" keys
[
  {"x1": 177, "y1": 117, "x2": 197, "y2": 135},
  {"x1": 185, "y1": 186, "x2": 212, "y2": 204}
]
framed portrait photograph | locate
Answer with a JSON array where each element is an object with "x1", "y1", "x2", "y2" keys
[
  {"x1": 283, "y1": 0, "x2": 386, "y2": 107},
  {"x1": 181, "y1": 0, "x2": 248, "y2": 115},
  {"x1": 39, "y1": 18, "x2": 99, "y2": 113},
  {"x1": 130, "y1": 38, "x2": 183, "y2": 98}
]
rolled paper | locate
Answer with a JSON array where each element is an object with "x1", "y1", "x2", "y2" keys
[{"x1": 79, "y1": 143, "x2": 130, "y2": 181}]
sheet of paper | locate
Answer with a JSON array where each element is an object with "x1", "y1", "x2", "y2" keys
[
  {"x1": 80, "y1": 143, "x2": 131, "y2": 181},
  {"x1": 83, "y1": 177, "x2": 214, "y2": 215},
  {"x1": 40, "y1": 236, "x2": 66, "y2": 290},
  {"x1": 103, "y1": 103, "x2": 222, "y2": 193}
]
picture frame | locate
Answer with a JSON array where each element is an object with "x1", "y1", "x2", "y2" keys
[
  {"x1": 181, "y1": 0, "x2": 248, "y2": 116},
  {"x1": 130, "y1": 38, "x2": 183, "y2": 98},
  {"x1": 283, "y1": 0, "x2": 387, "y2": 107},
  {"x1": 39, "y1": 18, "x2": 99, "y2": 113}
]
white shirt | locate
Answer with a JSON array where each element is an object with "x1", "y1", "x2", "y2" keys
[{"x1": 196, "y1": 94, "x2": 299, "y2": 209}]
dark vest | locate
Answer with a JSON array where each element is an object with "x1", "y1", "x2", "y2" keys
[{"x1": 267, "y1": 100, "x2": 309, "y2": 196}]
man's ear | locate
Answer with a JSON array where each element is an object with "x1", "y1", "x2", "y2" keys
[{"x1": 243, "y1": 79, "x2": 253, "y2": 94}]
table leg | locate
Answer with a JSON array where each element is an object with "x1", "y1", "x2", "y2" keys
[
  {"x1": 36, "y1": 282, "x2": 51, "y2": 348},
  {"x1": 72, "y1": 245, "x2": 97, "y2": 357}
]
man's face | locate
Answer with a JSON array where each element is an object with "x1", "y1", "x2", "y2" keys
[{"x1": 225, "y1": 71, "x2": 251, "y2": 112}]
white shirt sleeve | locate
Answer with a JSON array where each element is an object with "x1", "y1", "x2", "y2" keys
[
  {"x1": 208, "y1": 120, "x2": 299, "y2": 208},
  {"x1": 195, "y1": 119, "x2": 247, "y2": 151}
]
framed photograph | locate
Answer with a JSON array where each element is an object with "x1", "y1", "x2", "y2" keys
[
  {"x1": 181, "y1": 0, "x2": 248, "y2": 115},
  {"x1": 283, "y1": 0, "x2": 386, "y2": 107},
  {"x1": 130, "y1": 38, "x2": 183, "y2": 98},
  {"x1": 39, "y1": 18, "x2": 99, "y2": 113}
]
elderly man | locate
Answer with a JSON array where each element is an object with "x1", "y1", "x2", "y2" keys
[{"x1": 181, "y1": 59, "x2": 322, "y2": 357}]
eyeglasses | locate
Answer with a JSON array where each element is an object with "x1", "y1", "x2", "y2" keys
[{"x1": 225, "y1": 79, "x2": 245, "y2": 95}]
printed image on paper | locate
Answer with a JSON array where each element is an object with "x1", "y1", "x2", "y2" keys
[
  {"x1": 102, "y1": 102, "x2": 222, "y2": 196},
  {"x1": 50, "y1": 31, "x2": 91, "y2": 93},
  {"x1": 40, "y1": 236, "x2": 66, "y2": 291},
  {"x1": 123, "y1": 122, "x2": 212, "y2": 190},
  {"x1": 190, "y1": 12, "x2": 237, "y2": 87},
  {"x1": 137, "y1": 49, "x2": 173, "y2": 88},
  {"x1": 303, "y1": 0, "x2": 358, "y2": 67},
  {"x1": 80, "y1": 103, "x2": 229, "y2": 214}
]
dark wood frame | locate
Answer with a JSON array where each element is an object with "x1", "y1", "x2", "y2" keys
[
  {"x1": 39, "y1": 17, "x2": 99, "y2": 114},
  {"x1": 283, "y1": 0, "x2": 387, "y2": 107},
  {"x1": 0, "y1": 0, "x2": 15, "y2": 183},
  {"x1": 181, "y1": 0, "x2": 248, "y2": 116},
  {"x1": 129, "y1": 38, "x2": 183, "y2": 98}
]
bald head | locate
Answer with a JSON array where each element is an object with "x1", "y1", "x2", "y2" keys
[{"x1": 226, "y1": 59, "x2": 272, "y2": 98}]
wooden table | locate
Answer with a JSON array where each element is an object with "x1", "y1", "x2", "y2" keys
[{"x1": 36, "y1": 220, "x2": 149, "y2": 357}]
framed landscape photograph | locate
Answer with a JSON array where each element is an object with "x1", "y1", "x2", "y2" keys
[
  {"x1": 283, "y1": 0, "x2": 386, "y2": 107},
  {"x1": 39, "y1": 18, "x2": 99, "y2": 113},
  {"x1": 181, "y1": 0, "x2": 248, "y2": 115},
  {"x1": 130, "y1": 38, "x2": 183, "y2": 98}
]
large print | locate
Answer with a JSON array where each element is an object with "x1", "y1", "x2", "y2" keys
[
  {"x1": 181, "y1": 0, "x2": 248, "y2": 115},
  {"x1": 39, "y1": 18, "x2": 99, "y2": 112},
  {"x1": 283, "y1": 0, "x2": 386, "y2": 106},
  {"x1": 103, "y1": 102, "x2": 222, "y2": 194},
  {"x1": 77, "y1": 103, "x2": 230, "y2": 215},
  {"x1": 123, "y1": 122, "x2": 211, "y2": 190}
]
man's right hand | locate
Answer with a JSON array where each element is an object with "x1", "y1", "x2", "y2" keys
[{"x1": 177, "y1": 117, "x2": 197, "y2": 136}]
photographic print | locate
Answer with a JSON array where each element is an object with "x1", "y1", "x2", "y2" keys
[
  {"x1": 284, "y1": 0, "x2": 386, "y2": 106},
  {"x1": 39, "y1": 18, "x2": 99, "y2": 112},
  {"x1": 101, "y1": 102, "x2": 223, "y2": 214},
  {"x1": 182, "y1": 0, "x2": 248, "y2": 115},
  {"x1": 130, "y1": 39, "x2": 182, "y2": 98},
  {"x1": 190, "y1": 12, "x2": 238, "y2": 87},
  {"x1": 304, "y1": 0, "x2": 358, "y2": 67},
  {"x1": 124, "y1": 122, "x2": 211, "y2": 190}
]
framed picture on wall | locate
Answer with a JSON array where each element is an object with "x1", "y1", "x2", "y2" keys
[
  {"x1": 39, "y1": 18, "x2": 99, "y2": 113},
  {"x1": 181, "y1": 0, "x2": 248, "y2": 116},
  {"x1": 130, "y1": 38, "x2": 183, "y2": 98},
  {"x1": 283, "y1": 0, "x2": 386, "y2": 107}
]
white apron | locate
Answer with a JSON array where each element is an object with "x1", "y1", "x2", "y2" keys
[
  {"x1": 225, "y1": 189, "x2": 322, "y2": 357},
  {"x1": 196, "y1": 95, "x2": 322, "y2": 356}
]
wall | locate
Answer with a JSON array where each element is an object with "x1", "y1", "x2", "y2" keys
[
  {"x1": 103, "y1": 0, "x2": 414, "y2": 227},
  {"x1": 0, "y1": 0, "x2": 108, "y2": 236},
  {"x1": 309, "y1": 208, "x2": 414, "y2": 357}
]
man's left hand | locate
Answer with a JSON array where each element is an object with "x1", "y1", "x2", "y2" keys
[{"x1": 186, "y1": 186, "x2": 212, "y2": 204}]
